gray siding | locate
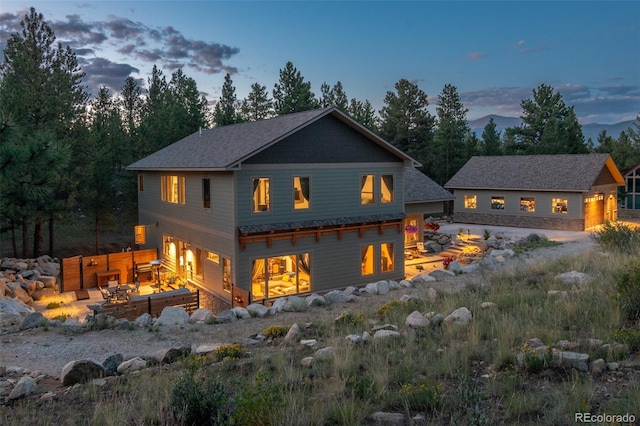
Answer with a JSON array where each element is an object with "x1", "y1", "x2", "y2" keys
[
  {"x1": 237, "y1": 164, "x2": 404, "y2": 226},
  {"x1": 236, "y1": 226, "x2": 405, "y2": 296},
  {"x1": 244, "y1": 115, "x2": 400, "y2": 164},
  {"x1": 454, "y1": 189, "x2": 583, "y2": 219}
]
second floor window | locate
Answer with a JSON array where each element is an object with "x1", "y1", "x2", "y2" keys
[
  {"x1": 253, "y1": 177, "x2": 270, "y2": 212},
  {"x1": 161, "y1": 175, "x2": 185, "y2": 204},
  {"x1": 361, "y1": 174, "x2": 374, "y2": 205},
  {"x1": 293, "y1": 176, "x2": 310, "y2": 210},
  {"x1": 202, "y1": 178, "x2": 211, "y2": 209},
  {"x1": 381, "y1": 174, "x2": 394, "y2": 203}
]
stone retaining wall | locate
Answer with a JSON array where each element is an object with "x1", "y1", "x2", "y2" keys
[{"x1": 453, "y1": 212, "x2": 585, "y2": 231}]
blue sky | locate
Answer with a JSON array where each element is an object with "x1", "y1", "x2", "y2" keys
[{"x1": 1, "y1": 1, "x2": 638, "y2": 124}]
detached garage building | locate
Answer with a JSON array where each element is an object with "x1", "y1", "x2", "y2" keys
[{"x1": 445, "y1": 154, "x2": 624, "y2": 231}]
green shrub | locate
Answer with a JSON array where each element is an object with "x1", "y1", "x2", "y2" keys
[
  {"x1": 592, "y1": 221, "x2": 640, "y2": 254},
  {"x1": 396, "y1": 381, "x2": 442, "y2": 411},
  {"x1": 263, "y1": 325, "x2": 289, "y2": 338},
  {"x1": 613, "y1": 327, "x2": 640, "y2": 352},
  {"x1": 213, "y1": 343, "x2": 243, "y2": 362},
  {"x1": 45, "y1": 302, "x2": 60, "y2": 309},
  {"x1": 334, "y1": 311, "x2": 366, "y2": 327},
  {"x1": 233, "y1": 369, "x2": 284, "y2": 425},
  {"x1": 169, "y1": 373, "x2": 230, "y2": 425},
  {"x1": 615, "y1": 260, "x2": 640, "y2": 321}
]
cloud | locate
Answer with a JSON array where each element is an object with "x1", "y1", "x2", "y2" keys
[
  {"x1": 80, "y1": 57, "x2": 140, "y2": 96},
  {"x1": 467, "y1": 52, "x2": 486, "y2": 61},
  {"x1": 0, "y1": 9, "x2": 240, "y2": 97}
]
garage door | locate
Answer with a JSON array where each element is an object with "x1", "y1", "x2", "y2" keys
[{"x1": 584, "y1": 195, "x2": 604, "y2": 229}]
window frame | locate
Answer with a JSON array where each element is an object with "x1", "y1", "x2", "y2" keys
[
  {"x1": 491, "y1": 196, "x2": 505, "y2": 210},
  {"x1": 160, "y1": 175, "x2": 185, "y2": 204},
  {"x1": 293, "y1": 176, "x2": 310, "y2": 210},
  {"x1": 202, "y1": 178, "x2": 211, "y2": 209},
  {"x1": 551, "y1": 198, "x2": 568, "y2": 214},
  {"x1": 380, "y1": 174, "x2": 394, "y2": 204},
  {"x1": 252, "y1": 177, "x2": 271, "y2": 213},
  {"x1": 464, "y1": 195, "x2": 477, "y2": 209},
  {"x1": 360, "y1": 174, "x2": 375, "y2": 205},
  {"x1": 520, "y1": 197, "x2": 536, "y2": 212}
]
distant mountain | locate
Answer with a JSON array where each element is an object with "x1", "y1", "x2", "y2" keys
[{"x1": 467, "y1": 114, "x2": 636, "y2": 144}]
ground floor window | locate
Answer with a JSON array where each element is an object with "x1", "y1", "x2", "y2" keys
[
  {"x1": 552, "y1": 198, "x2": 568, "y2": 214},
  {"x1": 251, "y1": 253, "x2": 311, "y2": 300},
  {"x1": 381, "y1": 242, "x2": 394, "y2": 272},
  {"x1": 491, "y1": 196, "x2": 505, "y2": 210},
  {"x1": 464, "y1": 195, "x2": 477, "y2": 209},
  {"x1": 361, "y1": 245, "x2": 374, "y2": 275},
  {"x1": 520, "y1": 197, "x2": 535, "y2": 212},
  {"x1": 223, "y1": 258, "x2": 232, "y2": 293}
]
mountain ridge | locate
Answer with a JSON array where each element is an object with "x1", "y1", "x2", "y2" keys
[{"x1": 468, "y1": 114, "x2": 635, "y2": 143}]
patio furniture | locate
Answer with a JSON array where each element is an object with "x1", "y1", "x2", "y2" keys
[
  {"x1": 415, "y1": 242, "x2": 429, "y2": 256},
  {"x1": 99, "y1": 286, "x2": 116, "y2": 303}
]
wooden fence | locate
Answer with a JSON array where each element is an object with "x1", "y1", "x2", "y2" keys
[
  {"x1": 61, "y1": 248, "x2": 158, "y2": 292},
  {"x1": 100, "y1": 288, "x2": 199, "y2": 321}
]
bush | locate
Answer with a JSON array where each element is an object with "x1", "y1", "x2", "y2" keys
[
  {"x1": 613, "y1": 326, "x2": 640, "y2": 352},
  {"x1": 263, "y1": 325, "x2": 289, "y2": 338},
  {"x1": 592, "y1": 221, "x2": 640, "y2": 254},
  {"x1": 45, "y1": 302, "x2": 60, "y2": 309},
  {"x1": 396, "y1": 381, "x2": 442, "y2": 411},
  {"x1": 213, "y1": 343, "x2": 243, "y2": 362},
  {"x1": 615, "y1": 260, "x2": 640, "y2": 321},
  {"x1": 169, "y1": 373, "x2": 230, "y2": 426},
  {"x1": 233, "y1": 369, "x2": 284, "y2": 425}
]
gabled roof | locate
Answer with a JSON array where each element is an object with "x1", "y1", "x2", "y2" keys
[
  {"x1": 404, "y1": 167, "x2": 453, "y2": 203},
  {"x1": 621, "y1": 161, "x2": 640, "y2": 177},
  {"x1": 127, "y1": 107, "x2": 418, "y2": 171},
  {"x1": 445, "y1": 153, "x2": 624, "y2": 192}
]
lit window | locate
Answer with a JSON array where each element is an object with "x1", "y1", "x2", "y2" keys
[
  {"x1": 293, "y1": 176, "x2": 310, "y2": 210},
  {"x1": 361, "y1": 245, "x2": 374, "y2": 275},
  {"x1": 552, "y1": 198, "x2": 568, "y2": 214},
  {"x1": 404, "y1": 218, "x2": 419, "y2": 245},
  {"x1": 381, "y1": 242, "x2": 394, "y2": 272},
  {"x1": 251, "y1": 253, "x2": 311, "y2": 300},
  {"x1": 202, "y1": 178, "x2": 211, "y2": 209},
  {"x1": 205, "y1": 250, "x2": 220, "y2": 264},
  {"x1": 491, "y1": 196, "x2": 504, "y2": 210},
  {"x1": 381, "y1": 175, "x2": 394, "y2": 203},
  {"x1": 252, "y1": 177, "x2": 270, "y2": 212},
  {"x1": 161, "y1": 175, "x2": 185, "y2": 204},
  {"x1": 520, "y1": 197, "x2": 535, "y2": 212},
  {"x1": 464, "y1": 195, "x2": 477, "y2": 209},
  {"x1": 361, "y1": 175, "x2": 374, "y2": 205},
  {"x1": 222, "y1": 258, "x2": 231, "y2": 293}
]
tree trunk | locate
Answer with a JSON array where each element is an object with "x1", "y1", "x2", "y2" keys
[
  {"x1": 21, "y1": 218, "x2": 29, "y2": 258},
  {"x1": 33, "y1": 219, "x2": 44, "y2": 257},
  {"x1": 48, "y1": 215, "x2": 55, "y2": 256}
]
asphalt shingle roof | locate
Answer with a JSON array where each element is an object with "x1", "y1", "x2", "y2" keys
[
  {"x1": 127, "y1": 107, "x2": 416, "y2": 170},
  {"x1": 445, "y1": 154, "x2": 623, "y2": 192},
  {"x1": 404, "y1": 167, "x2": 453, "y2": 202}
]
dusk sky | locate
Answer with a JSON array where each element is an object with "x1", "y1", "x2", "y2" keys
[{"x1": 1, "y1": 1, "x2": 638, "y2": 124}]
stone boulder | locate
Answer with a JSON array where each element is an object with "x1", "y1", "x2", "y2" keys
[
  {"x1": 153, "y1": 346, "x2": 191, "y2": 364},
  {"x1": 0, "y1": 298, "x2": 34, "y2": 332},
  {"x1": 444, "y1": 307, "x2": 472, "y2": 327},
  {"x1": 102, "y1": 354, "x2": 124, "y2": 376},
  {"x1": 154, "y1": 306, "x2": 189, "y2": 326},
  {"x1": 61, "y1": 359, "x2": 106, "y2": 386},
  {"x1": 189, "y1": 308, "x2": 213, "y2": 324},
  {"x1": 20, "y1": 311, "x2": 47, "y2": 330},
  {"x1": 247, "y1": 303, "x2": 270, "y2": 317},
  {"x1": 117, "y1": 357, "x2": 147, "y2": 374},
  {"x1": 8, "y1": 376, "x2": 37, "y2": 400}
]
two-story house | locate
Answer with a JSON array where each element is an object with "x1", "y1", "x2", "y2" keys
[{"x1": 127, "y1": 107, "x2": 419, "y2": 305}]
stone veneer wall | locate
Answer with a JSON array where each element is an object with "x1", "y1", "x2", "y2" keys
[
  {"x1": 454, "y1": 212, "x2": 585, "y2": 231},
  {"x1": 619, "y1": 209, "x2": 640, "y2": 220}
]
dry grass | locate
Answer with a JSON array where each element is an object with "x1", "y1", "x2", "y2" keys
[{"x1": 3, "y1": 232, "x2": 640, "y2": 425}]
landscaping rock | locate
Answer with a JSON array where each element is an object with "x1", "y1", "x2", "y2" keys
[
  {"x1": 61, "y1": 359, "x2": 106, "y2": 386},
  {"x1": 154, "y1": 306, "x2": 189, "y2": 326},
  {"x1": 8, "y1": 376, "x2": 37, "y2": 400}
]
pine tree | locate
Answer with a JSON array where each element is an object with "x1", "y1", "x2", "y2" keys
[
  {"x1": 506, "y1": 84, "x2": 588, "y2": 154},
  {"x1": 240, "y1": 83, "x2": 273, "y2": 121},
  {"x1": 432, "y1": 84, "x2": 470, "y2": 185},
  {"x1": 273, "y1": 61, "x2": 319, "y2": 115},
  {"x1": 379, "y1": 79, "x2": 435, "y2": 172},
  {"x1": 320, "y1": 81, "x2": 348, "y2": 111},
  {"x1": 0, "y1": 7, "x2": 86, "y2": 256},
  {"x1": 481, "y1": 117, "x2": 502, "y2": 155},
  {"x1": 213, "y1": 73, "x2": 241, "y2": 127},
  {"x1": 348, "y1": 98, "x2": 377, "y2": 131}
]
